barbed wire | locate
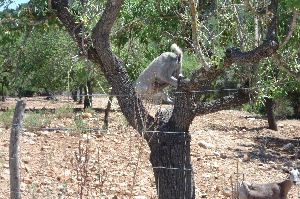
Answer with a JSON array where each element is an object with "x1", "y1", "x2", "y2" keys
[
  {"x1": 1, "y1": 80, "x2": 297, "y2": 99},
  {"x1": 1, "y1": 124, "x2": 299, "y2": 143}
]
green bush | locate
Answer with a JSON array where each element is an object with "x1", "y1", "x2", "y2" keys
[{"x1": 0, "y1": 108, "x2": 15, "y2": 126}]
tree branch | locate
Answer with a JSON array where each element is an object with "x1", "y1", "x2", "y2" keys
[
  {"x1": 273, "y1": 52, "x2": 300, "y2": 81},
  {"x1": 90, "y1": 0, "x2": 155, "y2": 134},
  {"x1": 193, "y1": 89, "x2": 251, "y2": 115},
  {"x1": 0, "y1": 13, "x2": 55, "y2": 26},
  {"x1": 189, "y1": 0, "x2": 210, "y2": 71},
  {"x1": 9, "y1": 26, "x2": 33, "y2": 85},
  {"x1": 155, "y1": 0, "x2": 176, "y2": 18},
  {"x1": 177, "y1": 0, "x2": 278, "y2": 117},
  {"x1": 279, "y1": 9, "x2": 299, "y2": 49},
  {"x1": 243, "y1": 0, "x2": 274, "y2": 15}
]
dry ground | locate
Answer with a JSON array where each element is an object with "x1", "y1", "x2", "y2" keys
[{"x1": 0, "y1": 96, "x2": 299, "y2": 199}]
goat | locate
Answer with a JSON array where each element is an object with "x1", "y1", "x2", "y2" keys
[
  {"x1": 236, "y1": 169, "x2": 299, "y2": 199},
  {"x1": 135, "y1": 44, "x2": 183, "y2": 104}
]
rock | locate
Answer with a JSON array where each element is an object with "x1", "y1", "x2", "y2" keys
[
  {"x1": 278, "y1": 123, "x2": 284, "y2": 127},
  {"x1": 213, "y1": 162, "x2": 220, "y2": 170},
  {"x1": 133, "y1": 196, "x2": 147, "y2": 199},
  {"x1": 202, "y1": 173, "x2": 212, "y2": 178},
  {"x1": 205, "y1": 149, "x2": 213, "y2": 156},
  {"x1": 220, "y1": 152, "x2": 227, "y2": 159},
  {"x1": 23, "y1": 132, "x2": 36, "y2": 137},
  {"x1": 242, "y1": 154, "x2": 249, "y2": 162},
  {"x1": 283, "y1": 161, "x2": 295, "y2": 167},
  {"x1": 23, "y1": 177, "x2": 32, "y2": 184},
  {"x1": 222, "y1": 186, "x2": 232, "y2": 197},
  {"x1": 282, "y1": 143, "x2": 294, "y2": 151},
  {"x1": 198, "y1": 141, "x2": 215, "y2": 149},
  {"x1": 82, "y1": 134, "x2": 91, "y2": 139},
  {"x1": 82, "y1": 112, "x2": 93, "y2": 119}
]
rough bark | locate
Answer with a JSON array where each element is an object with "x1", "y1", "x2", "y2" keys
[{"x1": 9, "y1": 100, "x2": 26, "y2": 199}]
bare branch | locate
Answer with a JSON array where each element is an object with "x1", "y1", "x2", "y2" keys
[
  {"x1": 0, "y1": 13, "x2": 55, "y2": 26},
  {"x1": 189, "y1": 0, "x2": 210, "y2": 71},
  {"x1": 279, "y1": 9, "x2": 299, "y2": 49},
  {"x1": 156, "y1": 0, "x2": 176, "y2": 18},
  {"x1": 162, "y1": 31, "x2": 193, "y2": 46},
  {"x1": 273, "y1": 52, "x2": 300, "y2": 81},
  {"x1": 243, "y1": 0, "x2": 255, "y2": 14},
  {"x1": 243, "y1": 0, "x2": 271, "y2": 15},
  {"x1": 193, "y1": 89, "x2": 251, "y2": 115},
  {"x1": 233, "y1": 4, "x2": 246, "y2": 50},
  {"x1": 9, "y1": 26, "x2": 33, "y2": 84}
]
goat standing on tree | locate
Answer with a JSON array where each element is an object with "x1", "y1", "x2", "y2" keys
[{"x1": 135, "y1": 44, "x2": 183, "y2": 104}]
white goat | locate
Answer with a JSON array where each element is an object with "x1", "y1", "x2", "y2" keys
[
  {"x1": 236, "y1": 169, "x2": 299, "y2": 199},
  {"x1": 135, "y1": 44, "x2": 183, "y2": 104}
]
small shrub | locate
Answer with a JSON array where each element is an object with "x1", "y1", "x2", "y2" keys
[
  {"x1": 274, "y1": 98, "x2": 294, "y2": 118},
  {"x1": 0, "y1": 108, "x2": 15, "y2": 126},
  {"x1": 74, "y1": 117, "x2": 87, "y2": 132},
  {"x1": 56, "y1": 104, "x2": 74, "y2": 119}
]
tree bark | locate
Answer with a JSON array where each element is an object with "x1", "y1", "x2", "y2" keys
[
  {"x1": 9, "y1": 100, "x2": 26, "y2": 199},
  {"x1": 149, "y1": 132, "x2": 195, "y2": 199},
  {"x1": 265, "y1": 97, "x2": 278, "y2": 131}
]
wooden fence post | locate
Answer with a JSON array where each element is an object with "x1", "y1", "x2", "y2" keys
[{"x1": 9, "y1": 100, "x2": 26, "y2": 199}]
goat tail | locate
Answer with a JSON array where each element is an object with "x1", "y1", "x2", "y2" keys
[
  {"x1": 171, "y1": 44, "x2": 183, "y2": 63},
  {"x1": 171, "y1": 44, "x2": 182, "y2": 55}
]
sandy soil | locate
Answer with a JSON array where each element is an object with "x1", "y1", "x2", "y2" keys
[{"x1": 0, "y1": 96, "x2": 299, "y2": 198}]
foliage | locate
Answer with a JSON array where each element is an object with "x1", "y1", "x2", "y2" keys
[
  {"x1": 18, "y1": 28, "x2": 76, "y2": 92},
  {"x1": 55, "y1": 104, "x2": 74, "y2": 119},
  {"x1": 23, "y1": 111, "x2": 51, "y2": 131},
  {"x1": 0, "y1": 108, "x2": 15, "y2": 126}
]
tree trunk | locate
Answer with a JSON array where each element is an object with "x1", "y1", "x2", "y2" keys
[
  {"x1": 79, "y1": 85, "x2": 83, "y2": 104},
  {"x1": 83, "y1": 80, "x2": 93, "y2": 109},
  {"x1": 265, "y1": 97, "x2": 278, "y2": 131},
  {"x1": 1, "y1": 82, "x2": 4, "y2": 102},
  {"x1": 104, "y1": 89, "x2": 114, "y2": 129},
  {"x1": 9, "y1": 100, "x2": 26, "y2": 199},
  {"x1": 71, "y1": 90, "x2": 78, "y2": 102},
  {"x1": 149, "y1": 133, "x2": 195, "y2": 199}
]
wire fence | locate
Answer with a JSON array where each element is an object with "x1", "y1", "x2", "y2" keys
[{"x1": 0, "y1": 92, "x2": 299, "y2": 199}]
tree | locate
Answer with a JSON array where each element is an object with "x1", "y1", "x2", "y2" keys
[{"x1": 50, "y1": 0, "x2": 282, "y2": 198}]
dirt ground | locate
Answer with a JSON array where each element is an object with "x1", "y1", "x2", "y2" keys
[{"x1": 0, "y1": 96, "x2": 299, "y2": 199}]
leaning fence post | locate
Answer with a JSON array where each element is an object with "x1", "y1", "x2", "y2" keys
[{"x1": 9, "y1": 100, "x2": 26, "y2": 199}]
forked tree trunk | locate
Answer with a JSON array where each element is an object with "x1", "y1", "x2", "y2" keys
[{"x1": 9, "y1": 100, "x2": 26, "y2": 199}]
